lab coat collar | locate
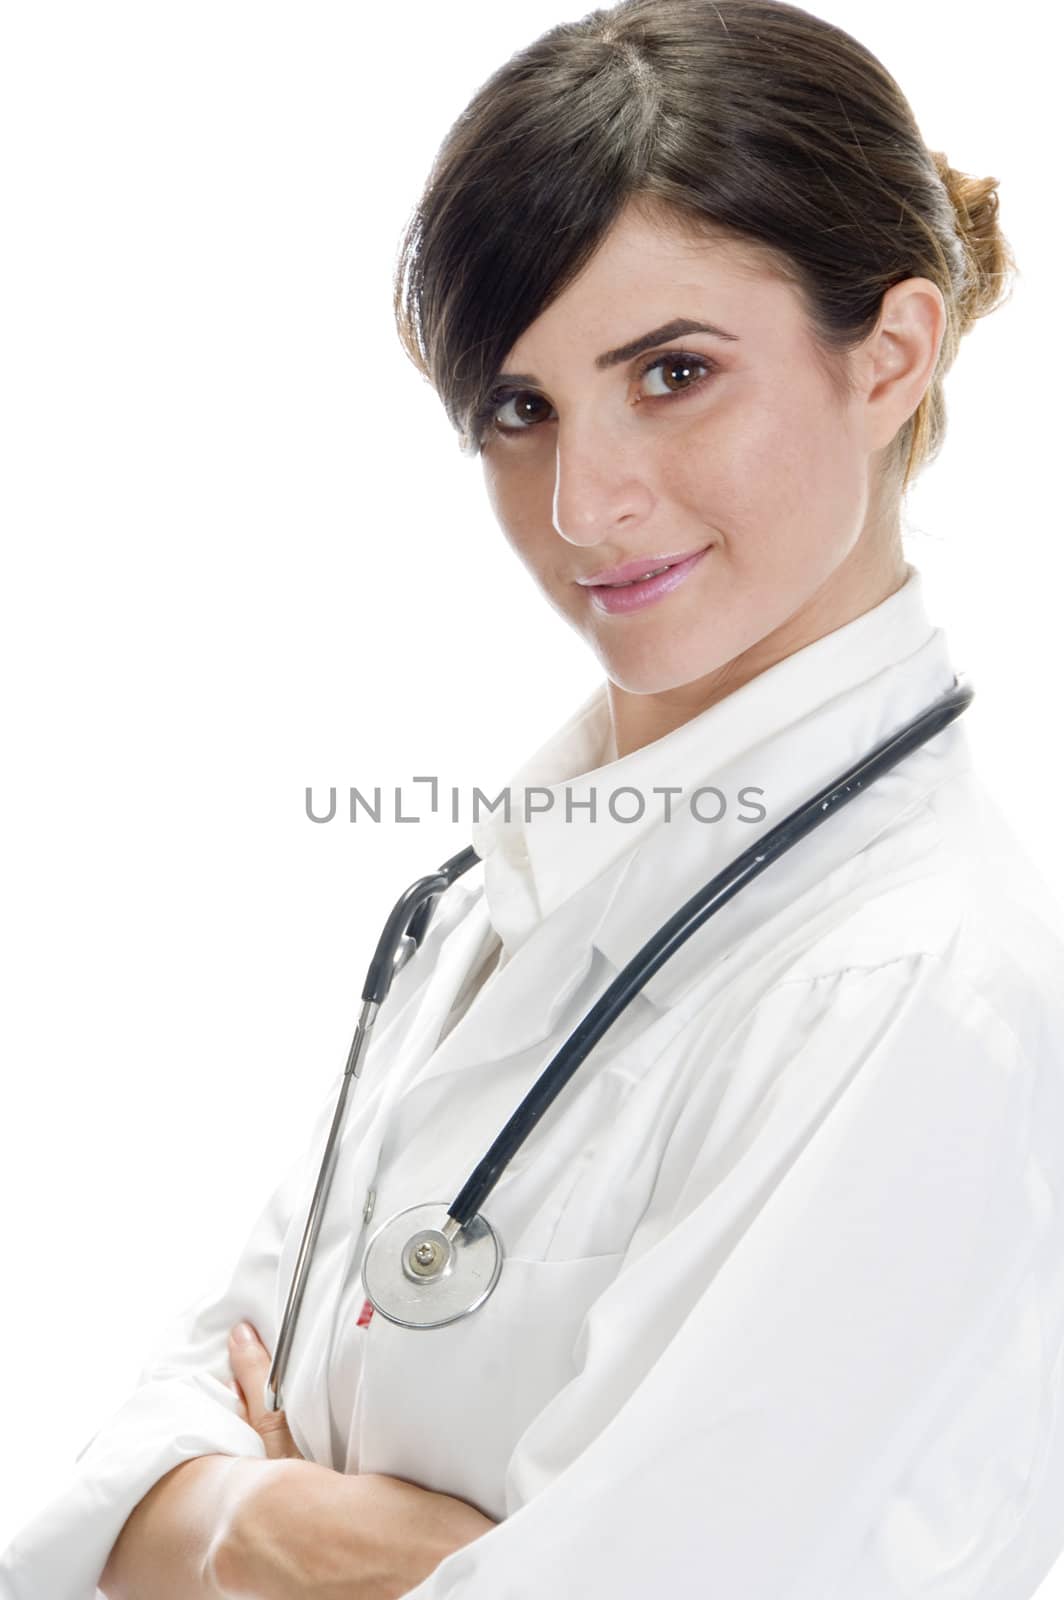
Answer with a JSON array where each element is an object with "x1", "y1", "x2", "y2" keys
[
  {"x1": 471, "y1": 565, "x2": 966, "y2": 1015},
  {"x1": 386, "y1": 846, "x2": 635, "y2": 1099}
]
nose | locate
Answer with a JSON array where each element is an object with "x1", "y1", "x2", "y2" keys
[{"x1": 551, "y1": 419, "x2": 654, "y2": 548}]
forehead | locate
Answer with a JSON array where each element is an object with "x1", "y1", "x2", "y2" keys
[{"x1": 502, "y1": 202, "x2": 802, "y2": 368}]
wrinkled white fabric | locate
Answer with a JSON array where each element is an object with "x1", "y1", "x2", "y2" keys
[{"x1": 5, "y1": 564, "x2": 1064, "y2": 1600}]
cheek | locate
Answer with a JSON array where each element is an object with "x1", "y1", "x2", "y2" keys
[{"x1": 665, "y1": 374, "x2": 864, "y2": 557}]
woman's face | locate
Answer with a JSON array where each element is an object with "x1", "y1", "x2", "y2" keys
[{"x1": 478, "y1": 201, "x2": 935, "y2": 738}]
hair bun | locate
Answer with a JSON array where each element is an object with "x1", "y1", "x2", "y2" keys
[{"x1": 929, "y1": 150, "x2": 1017, "y2": 332}]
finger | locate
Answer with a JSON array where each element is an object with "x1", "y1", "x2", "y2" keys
[{"x1": 228, "y1": 1322, "x2": 305, "y2": 1460}]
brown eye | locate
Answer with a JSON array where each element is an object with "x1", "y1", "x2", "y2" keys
[
  {"x1": 482, "y1": 349, "x2": 717, "y2": 441},
  {"x1": 639, "y1": 352, "x2": 715, "y2": 398},
  {"x1": 492, "y1": 391, "x2": 555, "y2": 432}
]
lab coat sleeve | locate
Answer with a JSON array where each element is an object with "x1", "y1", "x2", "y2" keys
[
  {"x1": 401, "y1": 952, "x2": 1059, "y2": 1600},
  {"x1": 0, "y1": 1064, "x2": 350, "y2": 1600}
]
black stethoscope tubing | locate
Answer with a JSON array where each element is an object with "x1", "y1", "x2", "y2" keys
[
  {"x1": 447, "y1": 675, "x2": 972, "y2": 1229},
  {"x1": 266, "y1": 676, "x2": 972, "y2": 1401}
]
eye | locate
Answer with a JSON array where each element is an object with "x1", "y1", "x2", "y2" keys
[
  {"x1": 479, "y1": 349, "x2": 718, "y2": 440},
  {"x1": 636, "y1": 350, "x2": 717, "y2": 399},
  {"x1": 489, "y1": 391, "x2": 555, "y2": 434}
]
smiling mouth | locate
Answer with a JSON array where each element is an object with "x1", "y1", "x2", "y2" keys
[
  {"x1": 578, "y1": 542, "x2": 712, "y2": 588},
  {"x1": 599, "y1": 563, "x2": 675, "y2": 589},
  {"x1": 580, "y1": 545, "x2": 713, "y2": 616}
]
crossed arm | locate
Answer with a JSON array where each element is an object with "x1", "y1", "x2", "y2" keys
[
  {"x1": 83, "y1": 956, "x2": 1051, "y2": 1600},
  {"x1": 99, "y1": 1321, "x2": 497, "y2": 1600}
]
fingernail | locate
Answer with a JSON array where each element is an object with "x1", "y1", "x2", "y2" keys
[{"x1": 230, "y1": 1321, "x2": 255, "y2": 1346}]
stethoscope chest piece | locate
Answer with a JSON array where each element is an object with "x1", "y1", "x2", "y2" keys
[{"x1": 361, "y1": 1202, "x2": 503, "y2": 1328}]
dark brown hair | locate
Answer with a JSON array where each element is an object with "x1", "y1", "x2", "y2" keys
[{"x1": 393, "y1": 0, "x2": 1016, "y2": 492}]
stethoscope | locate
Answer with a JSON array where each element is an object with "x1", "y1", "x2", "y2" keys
[{"x1": 265, "y1": 676, "x2": 973, "y2": 1411}]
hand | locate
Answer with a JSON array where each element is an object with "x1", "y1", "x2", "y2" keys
[
  {"x1": 227, "y1": 1320, "x2": 305, "y2": 1459},
  {"x1": 215, "y1": 1321, "x2": 499, "y2": 1599}
]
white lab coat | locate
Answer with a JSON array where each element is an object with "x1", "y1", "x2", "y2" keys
[{"x1": 5, "y1": 566, "x2": 1064, "y2": 1599}]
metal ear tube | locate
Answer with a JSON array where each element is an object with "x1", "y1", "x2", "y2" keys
[{"x1": 265, "y1": 846, "x2": 480, "y2": 1411}]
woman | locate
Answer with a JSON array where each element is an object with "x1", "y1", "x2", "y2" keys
[{"x1": 5, "y1": 0, "x2": 1063, "y2": 1595}]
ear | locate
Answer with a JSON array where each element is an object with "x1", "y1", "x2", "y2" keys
[{"x1": 855, "y1": 277, "x2": 947, "y2": 455}]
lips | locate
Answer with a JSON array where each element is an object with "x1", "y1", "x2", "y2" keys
[
  {"x1": 583, "y1": 545, "x2": 712, "y2": 616},
  {"x1": 599, "y1": 563, "x2": 672, "y2": 589},
  {"x1": 578, "y1": 545, "x2": 710, "y2": 587}
]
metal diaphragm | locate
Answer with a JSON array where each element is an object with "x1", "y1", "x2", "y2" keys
[{"x1": 360, "y1": 1202, "x2": 503, "y2": 1328}]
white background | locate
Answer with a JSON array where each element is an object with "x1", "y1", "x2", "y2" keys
[{"x1": 1, "y1": 0, "x2": 1061, "y2": 1585}]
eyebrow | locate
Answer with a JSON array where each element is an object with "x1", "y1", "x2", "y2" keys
[{"x1": 493, "y1": 316, "x2": 740, "y2": 388}]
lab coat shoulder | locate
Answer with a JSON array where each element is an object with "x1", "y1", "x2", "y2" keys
[
  {"x1": 402, "y1": 913, "x2": 1064, "y2": 1597},
  {"x1": 777, "y1": 762, "x2": 1064, "y2": 1051}
]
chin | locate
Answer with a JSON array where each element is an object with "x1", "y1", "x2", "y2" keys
[{"x1": 596, "y1": 648, "x2": 714, "y2": 696}]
